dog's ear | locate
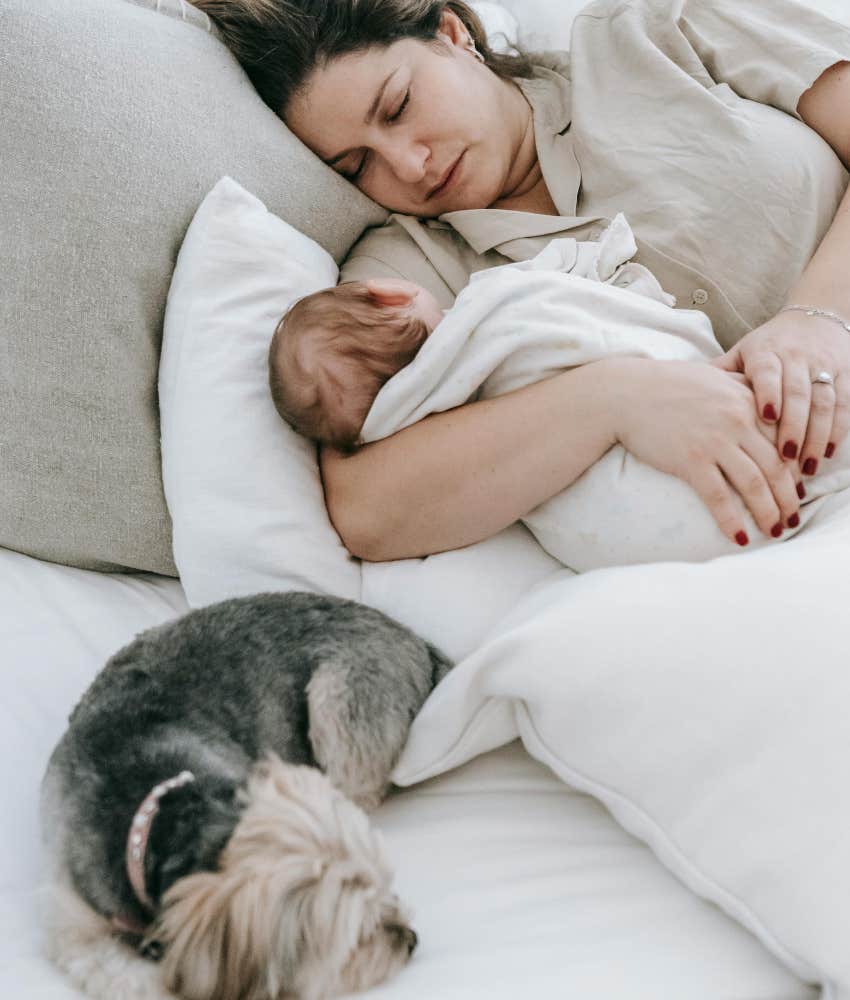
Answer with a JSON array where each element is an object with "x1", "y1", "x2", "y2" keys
[
  {"x1": 150, "y1": 869, "x2": 236, "y2": 1000},
  {"x1": 145, "y1": 783, "x2": 241, "y2": 904},
  {"x1": 153, "y1": 865, "x2": 303, "y2": 1000}
]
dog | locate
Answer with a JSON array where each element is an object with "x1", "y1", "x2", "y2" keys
[{"x1": 39, "y1": 590, "x2": 453, "y2": 1000}]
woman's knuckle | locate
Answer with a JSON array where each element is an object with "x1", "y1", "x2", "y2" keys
[
  {"x1": 765, "y1": 473, "x2": 786, "y2": 496},
  {"x1": 750, "y1": 357, "x2": 779, "y2": 378},
  {"x1": 833, "y1": 399, "x2": 850, "y2": 422},
  {"x1": 743, "y1": 471, "x2": 766, "y2": 497},
  {"x1": 783, "y1": 383, "x2": 808, "y2": 405},
  {"x1": 775, "y1": 481, "x2": 797, "y2": 512},
  {"x1": 729, "y1": 410, "x2": 751, "y2": 434},
  {"x1": 683, "y1": 443, "x2": 707, "y2": 467},
  {"x1": 810, "y1": 394, "x2": 834, "y2": 416},
  {"x1": 768, "y1": 452, "x2": 791, "y2": 476}
]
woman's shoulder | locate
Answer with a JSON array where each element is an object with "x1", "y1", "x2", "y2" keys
[
  {"x1": 339, "y1": 216, "x2": 457, "y2": 308},
  {"x1": 340, "y1": 211, "x2": 513, "y2": 308}
]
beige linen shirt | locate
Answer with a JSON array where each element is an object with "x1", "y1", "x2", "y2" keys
[{"x1": 340, "y1": 0, "x2": 850, "y2": 350}]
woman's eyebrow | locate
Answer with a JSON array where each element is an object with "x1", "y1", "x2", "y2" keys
[{"x1": 323, "y1": 67, "x2": 400, "y2": 166}]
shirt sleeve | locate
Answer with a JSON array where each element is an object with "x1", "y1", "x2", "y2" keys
[{"x1": 677, "y1": 0, "x2": 850, "y2": 119}]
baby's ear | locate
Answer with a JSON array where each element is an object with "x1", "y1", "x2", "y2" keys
[{"x1": 365, "y1": 278, "x2": 417, "y2": 308}]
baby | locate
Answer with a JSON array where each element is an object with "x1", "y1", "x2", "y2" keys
[
  {"x1": 268, "y1": 276, "x2": 444, "y2": 455},
  {"x1": 268, "y1": 214, "x2": 672, "y2": 453},
  {"x1": 268, "y1": 215, "x2": 850, "y2": 570}
]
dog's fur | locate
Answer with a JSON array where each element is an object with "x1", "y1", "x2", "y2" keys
[{"x1": 39, "y1": 591, "x2": 452, "y2": 1000}]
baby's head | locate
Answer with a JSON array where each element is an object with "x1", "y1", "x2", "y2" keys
[{"x1": 268, "y1": 279, "x2": 443, "y2": 453}]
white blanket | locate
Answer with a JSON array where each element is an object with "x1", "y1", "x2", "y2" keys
[
  {"x1": 389, "y1": 486, "x2": 850, "y2": 1000},
  {"x1": 361, "y1": 215, "x2": 850, "y2": 569}
]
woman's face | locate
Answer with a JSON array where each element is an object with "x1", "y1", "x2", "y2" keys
[{"x1": 284, "y1": 12, "x2": 533, "y2": 216}]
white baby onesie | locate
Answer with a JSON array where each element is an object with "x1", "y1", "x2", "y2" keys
[{"x1": 360, "y1": 215, "x2": 850, "y2": 570}]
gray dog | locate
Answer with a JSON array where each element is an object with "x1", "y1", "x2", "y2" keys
[{"x1": 39, "y1": 590, "x2": 452, "y2": 1000}]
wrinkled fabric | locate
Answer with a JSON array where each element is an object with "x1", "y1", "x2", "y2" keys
[
  {"x1": 341, "y1": 0, "x2": 850, "y2": 350},
  {"x1": 360, "y1": 217, "x2": 850, "y2": 569}
]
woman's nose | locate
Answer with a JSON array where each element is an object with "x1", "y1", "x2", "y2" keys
[{"x1": 383, "y1": 140, "x2": 429, "y2": 184}]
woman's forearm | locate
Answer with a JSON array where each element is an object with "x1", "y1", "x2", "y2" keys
[
  {"x1": 783, "y1": 178, "x2": 850, "y2": 315},
  {"x1": 319, "y1": 360, "x2": 619, "y2": 562},
  {"x1": 792, "y1": 61, "x2": 850, "y2": 311}
]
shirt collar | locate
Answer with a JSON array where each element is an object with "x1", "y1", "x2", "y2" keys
[
  {"x1": 515, "y1": 57, "x2": 573, "y2": 137},
  {"x1": 438, "y1": 209, "x2": 584, "y2": 256},
  {"x1": 434, "y1": 57, "x2": 587, "y2": 255}
]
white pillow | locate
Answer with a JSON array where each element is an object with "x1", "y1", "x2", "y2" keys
[
  {"x1": 470, "y1": 1, "x2": 520, "y2": 52},
  {"x1": 394, "y1": 487, "x2": 850, "y2": 999},
  {"x1": 159, "y1": 176, "x2": 361, "y2": 606},
  {"x1": 159, "y1": 176, "x2": 562, "y2": 665},
  {"x1": 496, "y1": 0, "x2": 589, "y2": 52}
]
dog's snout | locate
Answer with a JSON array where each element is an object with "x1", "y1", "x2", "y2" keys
[
  {"x1": 404, "y1": 927, "x2": 417, "y2": 955},
  {"x1": 386, "y1": 923, "x2": 418, "y2": 955}
]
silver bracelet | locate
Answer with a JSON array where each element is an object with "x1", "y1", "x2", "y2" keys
[{"x1": 781, "y1": 304, "x2": 850, "y2": 335}]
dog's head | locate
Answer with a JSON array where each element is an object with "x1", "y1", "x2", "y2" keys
[{"x1": 146, "y1": 753, "x2": 416, "y2": 1000}]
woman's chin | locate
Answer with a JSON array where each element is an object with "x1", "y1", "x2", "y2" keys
[
  {"x1": 384, "y1": 177, "x2": 497, "y2": 217},
  {"x1": 434, "y1": 182, "x2": 499, "y2": 215}
]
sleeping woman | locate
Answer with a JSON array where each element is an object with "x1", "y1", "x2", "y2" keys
[{"x1": 192, "y1": 0, "x2": 850, "y2": 562}]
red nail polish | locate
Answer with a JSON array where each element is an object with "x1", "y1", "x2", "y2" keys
[
  {"x1": 735, "y1": 531, "x2": 749, "y2": 546},
  {"x1": 803, "y1": 457, "x2": 817, "y2": 476},
  {"x1": 788, "y1": 513, "x2": 800, "y2": 528},
  {"x1": 796, "y1": 482, "x2": 807, "y2": 499},
  {"x1": 826, "y1": 442, "x2": 835, "y2": 459},
  {"x1": 771, "y1": 522, "x2": 783, "y2": 538},
  {"x1": 763, "y1": 403, "x2": 777, "y2": 421},
  {"x1": 783, "y1": 441, "x2": 798, "y2": 459}
]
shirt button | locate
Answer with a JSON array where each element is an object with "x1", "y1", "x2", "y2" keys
[{"x1": 692, "y1": 288, "x2": 709, "y2": 305}]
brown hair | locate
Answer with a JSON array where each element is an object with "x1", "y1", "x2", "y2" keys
[
  {"x1": 189, "y1": 0, "x2": 534, "y2": 117},
  {"x1": 268, "y1": 282, "x2": 429, "y2": 452}
]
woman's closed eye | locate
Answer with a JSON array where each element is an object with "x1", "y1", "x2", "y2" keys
[{"x1": 342, "y1": 89, "x2": 411, "y2": 181}]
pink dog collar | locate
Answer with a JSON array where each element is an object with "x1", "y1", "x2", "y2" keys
[{"x1": 124, "y1": 770, "x2": 196, "y2": 915}]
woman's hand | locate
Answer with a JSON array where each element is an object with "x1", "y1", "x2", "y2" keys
[
  {"x1": 608, "y1": 357, "x2": 804, "y2": 545},
  {"x1": 709, "y1": 310, "x2": 850, "y2": 477}
]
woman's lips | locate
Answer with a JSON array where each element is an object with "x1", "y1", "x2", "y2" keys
[{"x1": 428, "y1": 151, "x2": 465, "y2": 201}]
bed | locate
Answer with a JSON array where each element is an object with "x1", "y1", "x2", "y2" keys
[
  {"x1": 2, "y1": 1, "x2": 849, "y2": 998},
  {"x1": 0, "y1": 541, "x2": 818, "y2": 998}
]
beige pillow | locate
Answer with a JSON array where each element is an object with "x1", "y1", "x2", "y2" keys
[{"x1": 0, "y1": 0, "x2": 385, "y2": 575}]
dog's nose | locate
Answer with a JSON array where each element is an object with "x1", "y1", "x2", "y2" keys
[
  {"x1": 387, "y1": 923, "x2": 418, "y2": 956},
  {"x1": 404, "y1": 927, "x2": 418, "y2": 956}
]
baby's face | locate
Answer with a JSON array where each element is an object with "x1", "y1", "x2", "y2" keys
[{"x1": 365, "y1": 278, "x2": 445, "y2": 334}]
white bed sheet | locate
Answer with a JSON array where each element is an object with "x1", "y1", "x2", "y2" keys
[{"x1": 0, "y1": 546, "x2": 815, "y2": 999}]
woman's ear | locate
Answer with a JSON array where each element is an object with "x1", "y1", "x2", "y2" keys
[
  {"x1": 436, "y1": 8, "x2": 472, "y2": 49},
  {"x1": 365, "y1": 278, "x2": 417, "y2": 308}
]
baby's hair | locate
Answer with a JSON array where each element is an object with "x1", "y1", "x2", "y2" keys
[{"x1": 268, "y1": 282, "x2": 429, "y2": 452}]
